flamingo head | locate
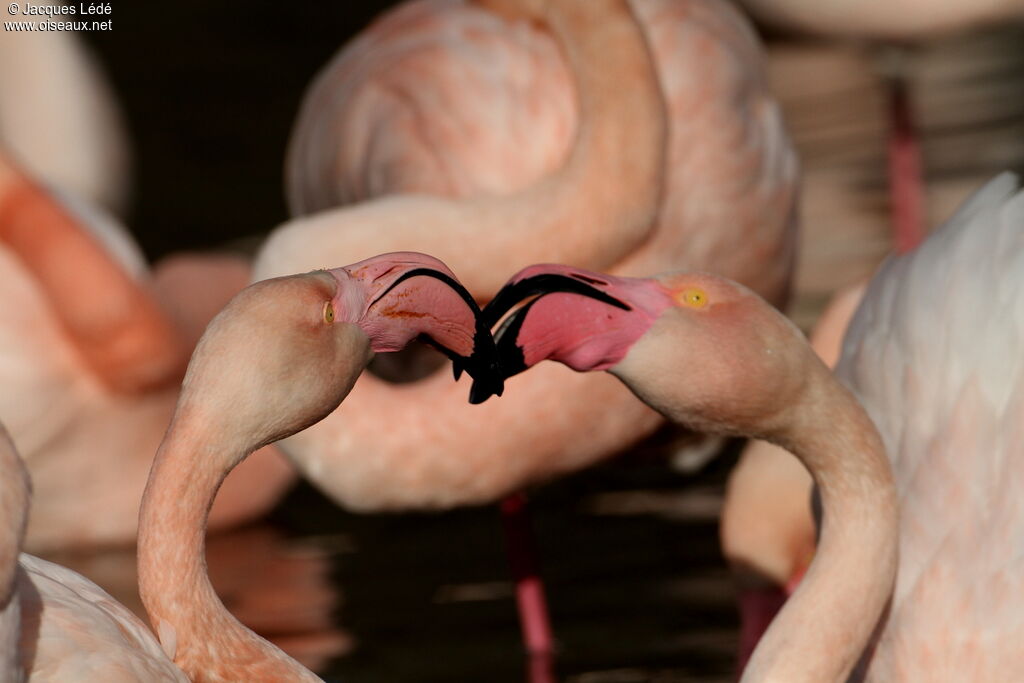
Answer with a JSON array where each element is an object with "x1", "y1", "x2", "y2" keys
[
  {"x1": 178, "y1": 252, "x2": 501, "y2": 453},
  {"x1": 476, "y1": 264, "x2": 811, "y2": 439},
  {"x1": 334, "y1": 252, "x2": 502, "y2": 403}
]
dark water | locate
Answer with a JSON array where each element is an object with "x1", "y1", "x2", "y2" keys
[
  {"x1": 267, "y1": 433, "x2": 740, "y2": 682},
  {"x1": 48, "y1": 431, "x2": 741, "y2": 682}
]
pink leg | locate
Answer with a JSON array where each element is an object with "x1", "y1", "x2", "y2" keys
[
  {"x1": 500, "y1": 492, "x2": 556, "y2": 683},
  {"x1": 734, "y1": 585, "x2": 788, "y2": 676},
  {"x1": 887, "y1": 77, "x2": 926, "y2": 254}
]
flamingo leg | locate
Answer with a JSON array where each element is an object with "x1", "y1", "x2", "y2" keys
[
  {"x1": 734, "y1": 584, "x2": 788, "y2": 676},
  {"x1": 887, "y1": 76, "x2": 926, "y2": 254},
  {"x1": 0, "y1": 156, "x2": 185, "y2": 391},
  {"x1": 500, "y1": 492, "x2": 556, "y2": 683}
]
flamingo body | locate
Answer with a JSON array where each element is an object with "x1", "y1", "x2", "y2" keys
[
  {"x1": 288, "y1": 0, "x2": 796, "y2": 305},
  {"x1": 711, "y1": 173, "x2": 1024, "y2": 676},
  {"x1": 13, "y1": 554, "x2": 186, "y2": 682},
  {"x1": 0, "y1": 162, "x2": 293, "y2": 551},
  {"x1": 0, "y1": 425, "x2": 185, "y2": 682},
  {"x1": 839, "y1": 173, "x2": 1024, "y2": 679},
  {"x1": 256, "y1": 0, "x2": 797, "y2": 511}
]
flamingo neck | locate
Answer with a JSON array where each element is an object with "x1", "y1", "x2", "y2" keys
[
  {"x1": 255, "y1": 0, "x2": 666, "y2": 299},
  {"x1": 137, "y1": 420, "x2": 318, "y2": 683},
  {"x1": 742, "y1": 370, "x2": 899, "y2": 682},
  {"x1": 496, "y1": 0, "x2": 666, "y2": 270}
]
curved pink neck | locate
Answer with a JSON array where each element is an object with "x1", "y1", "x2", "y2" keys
[
  {"x1": 137, "y1": 418, "x2": 319, "y2": 683},
  {"x1": 259, "y1": 0, "x2": 666, "y2": 300},
  {"x1": 742, "y1": 371, "x2": 898, "y2": 681},
  {"x1": 509, "y1": 0, "x2": 666, "y2": 236},
  {"x1": 464, "y1": 0, "x2": 667, "y2": 287}
]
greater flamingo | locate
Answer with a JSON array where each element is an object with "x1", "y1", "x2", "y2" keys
[
  {"x1": 723, "y1": 27, "x2": 985, "y2": 651},
  {"x1": 0, "y1": 421, "x2": 186, "y2": 681},
  {"x1": 137, "y1": 252, "x2": 500, "y2": 681},
  {"x1": 0, "y1": 153, "x2": 293, "y2": 551},
  {"x1": 835, "y1": 172, "x2": 1024, "y2": 678},
  {"x1": 281, "y1": 0, "x2": 795, "y2": 305},
  {"x1": 485, "y1": 171, "x2": 1024, "y2": 678},
  {"x1": 254, "y1": 0, "x2": 795, "y2": 586},
  {"x1": 476, "y1": 262, "x2": 898, "y2": 681},
  {"x1": 720, "y1": 280, "x2": 866, "y2": 668},
  {"x1": 260, "y1": 1, "x2": 795, "y2": 667}
]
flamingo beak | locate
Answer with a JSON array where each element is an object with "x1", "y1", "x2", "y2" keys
[
  {"x1": 331, "y1": 252, "x2": 503, "y2": 404},
  {"x1": 473, "y1": 264, "x2": 668, "y2": 402}
]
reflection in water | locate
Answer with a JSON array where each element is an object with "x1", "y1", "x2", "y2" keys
[
  {"x1": 38, "y1": 433, "x2": 740, "y2": 682},
  {"x1": 42, "y1": 524, "x2": 351, "y2": 673},
  {"x1": 274, "y1": 429, "x2": 740, "y2": 682}
]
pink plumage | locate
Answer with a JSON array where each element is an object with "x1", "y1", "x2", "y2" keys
[
  {"x1": 0, "y1": 424, "x2": 186, "y2": 681},
  {"x1": 252, "y1": 0, "x2": 798, "y2": 518},
  {"x1": 839, "y1": 173, "x2": 1024, "y2": 679}
]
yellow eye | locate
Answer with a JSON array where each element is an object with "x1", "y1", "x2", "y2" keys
[
  {"x1": 676, "y1": 287, "x2": 708, "y2": 309},
  {"x1": 323, "y1": 301, "x2": 336, "y2": 324}
]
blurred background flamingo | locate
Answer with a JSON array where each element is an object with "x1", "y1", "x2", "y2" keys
[
  {"x1": 742, "y1": 0, "x2": 1024, "y2": 255},
  {"x1": 0, "y1": 23, "x2": 129, "y2": 213},
  {"x1": 280, "y1": 0, "x2": 796, "y2": 304},
  {"x1": 0, "y1": 28, "x2": 295, "y2": 550},
  {"x1": 255, "y1": 0, "x2": 795, "y2": 670},
  {"x1": 0, "y1": 156, "x2": 295, "y2": 551}
]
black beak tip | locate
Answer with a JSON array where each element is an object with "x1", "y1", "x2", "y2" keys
[
  {"x1": 458, "y1": 319, "x2": 506, "y2": 404},
  {"x1": 465, "y1": 356, "x2": 504, "y2": 403},
  {"x1": 468, "y1": 378, "x2": 503, "y2": 405}
]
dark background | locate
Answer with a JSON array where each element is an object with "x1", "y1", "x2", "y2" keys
[{"x1": 82, "y1": 1, "x2": 401, "y2": 259}]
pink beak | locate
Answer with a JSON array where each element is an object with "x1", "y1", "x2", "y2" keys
[
  {"x1": 475, "y1": 264, "x2": 673, "y2": 401},
  {"x1": 328, "y1": 252, "x2": 503, "y2": 403}
]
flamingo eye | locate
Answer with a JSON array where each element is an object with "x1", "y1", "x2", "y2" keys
[
  {"x1": 676, "y1": 287, "x2": 708, "y2": 309},
  {"x1": 323, "y1": 301, "x2": 336, "y2": 324}
]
